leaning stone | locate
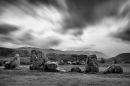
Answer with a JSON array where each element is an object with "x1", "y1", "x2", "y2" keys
[
  {"x1": 4, "y1": 54, "x2": 20, "y2": 69},
  {"x1": 103, "y1": 65, "x2": 123, "y2": 74},
  {"x1": 11, "y1": 54, "x2": 20, "y2": 68}
]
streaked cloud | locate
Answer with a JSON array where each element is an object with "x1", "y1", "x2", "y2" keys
[
  {"x1": 0, "y1": 24, "x2": 19, "y2": 34},
  {"x1": 0, "y1": 0, "x2": 130, "y2": 56}
]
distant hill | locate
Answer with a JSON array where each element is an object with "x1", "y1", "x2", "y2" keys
[
  {"x1": 57, "y1": 50, "x2": 109, "y2": 59},
  {"x1": 108, "y1": 53, "x2": 130, "y2": 63},
  {"x1": 19, "y1": 47, "x2": 109, "y2": 58},
  {"x1": 0, "y1": 47, "x2": 14, "y2": 57},
  {"x1": 0, "y1": 47, "x2": 109, "y2": 60}
]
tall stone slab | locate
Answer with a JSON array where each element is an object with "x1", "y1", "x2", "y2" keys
[{"x1": 84, "y1": 55, "x2": 99, "y2": 73}]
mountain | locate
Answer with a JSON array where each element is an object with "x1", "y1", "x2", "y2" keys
[{"x1": 108, "y1": 53, "x2": 130, "y2": 63}]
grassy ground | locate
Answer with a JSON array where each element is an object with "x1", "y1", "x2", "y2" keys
[{"x1": 0, "y1": 64, "x2": 130, "y2": 86}]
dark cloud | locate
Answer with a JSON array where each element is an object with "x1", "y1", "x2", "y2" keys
[
  {"x1": 42, "y1": 37, "x2": 61, "y2": 48},
  {"x1": 118, "y1": 2, "x2": 130, "y2": 18},
  {"x1": 64, "y1": 0, "x2": 125, "y2": 29},
  {"x1": 1, "y1": 0, "x2": 122, "y2": 30},
  {"x1": 0, "y1": 0, "x2": 22, "y2": 7},
  {"x1": 0, "y1": 0, "x2": 38, "y2": 17},
  {"x1": 0, "y1": 0, "x2": 18, "y2": 4},
  {"x1": 0, "y1": 36, "x2": 14, "y2": 42},
  {"x1": 0, "y1": 0, "x2": 62, "y2": 8},
  {"x1": 0, "y1": 24, "x2": 19, "y2": 35},
  {"x1": 27, "y1": 0, "x2": 66, "y2": 9},
  {"x1": 0, "y1": 0, "x2": 65, "y2": 19},
  {"x1": 48, "y1": 39, "x2": 61, "y2": 47},
  {"x1": 0, "y1": 0, "x2": 127, "y2": 30},
  {"x1": 17, "y1": 32, "x2": 34, "y2": 45},
  {"x1": 112, "y1": 1, "x2": 130, "y2": 42},
  {"x1": 73, "y1": 30, "x2": 83, "y2": 37},
  {"x1": 0, "y1": 32, "x2": 33, "y2": 45},
  {"x1": 27, "y1": 0, "x2": 57, "y2": 6},
  {"x1": 114, "y1": 25, "x2": 130, "y2": 41},
  {"x1": 0, "y1": 0, "x2": 129, "y2": 41}
]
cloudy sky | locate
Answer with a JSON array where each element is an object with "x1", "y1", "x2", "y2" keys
[{"x1": 0, "y1": 0, "x2": 130, "y2": 57}]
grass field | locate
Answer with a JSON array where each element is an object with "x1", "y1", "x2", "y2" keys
[{"x1": 0, "y1": 64, "x2": 130, "y2": 86}]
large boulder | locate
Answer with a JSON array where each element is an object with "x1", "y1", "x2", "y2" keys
[
  {"x1": 84, "y1": 55, "x2": 99, "y2": 73},
  {"x1": 103, "y1": 65, "x2": 123, "y2": 74},
  {"x1": 44, "y1": 61, "x2": 59, "y2": 72},
  {"x1": 70, "y1": 67, "x2": 82, "y2": 73}
]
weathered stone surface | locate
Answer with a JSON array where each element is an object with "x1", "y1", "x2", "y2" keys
[
  {"x1": 84, "y1": 55, "x2": 99, "y2": 73},
  {"x1": 5, "y1": 62, "x2": 15, "y2": 69},
  {"x1": 30, "y1": 50, "x2": 46, "y2": 70},
  {"x1": 70, "y1": 67, "x2": 82, "y2": 73},
  {"x1": 0, "y1": 60, "x2": 7, "y2": 66},
  {"x1": 4, "y1": 54, "x2": 20, "y2": 69},
  {"x1": 103, "y1": 65, "x2": 123, "y2": 74},
  {"x1": 44, "y1": 61, "x2": 59, "y2": 72}
]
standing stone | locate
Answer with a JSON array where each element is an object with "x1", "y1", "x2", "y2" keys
[
  {"x1": 84, "y1": 55, "x2": 99, "y2": 73},
  {"x1": 5, "y1": 54, "x2": 20, "y2": 69},
  {"x1": 30, "y1": 50, "x2": 39, "y2": 70},
  {"x1": 37, "y1": 51, "x2": 47, "y2": 70},
  {"x1": 30, "y1": 50, "x2": 47, "y2": 70},
  {"x1": 11, "y1": 54, "x2": 20, "y2": 68}
]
